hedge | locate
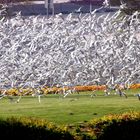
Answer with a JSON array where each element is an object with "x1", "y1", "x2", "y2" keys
[
  {"x1": 0, "y1": 112, "x2": 140, "y2": 140},
  {"x1": 0, "y1": 117, "x2": 74, "y2": 140}
]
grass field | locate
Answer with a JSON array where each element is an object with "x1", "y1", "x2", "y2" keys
[{"x1": 0, "y1": 89, "x2": 140, "y2": 125}]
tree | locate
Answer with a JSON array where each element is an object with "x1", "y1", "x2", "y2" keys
[
  {"x1": 105, "y1": 0, "x2": 140, "y2": 15},
  {"x1": 119, "y1": 0, "x2": 140, "y2": 15}
]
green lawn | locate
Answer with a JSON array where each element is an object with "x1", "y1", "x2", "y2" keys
[{"x1": 0, "y1": 89, "x2": 140, "y2": 125}]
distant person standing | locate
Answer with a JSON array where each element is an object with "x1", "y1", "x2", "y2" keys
[
  {"x1": 115, "y1": 84, "x2": 127, "y2": 98},
  {"x1": 104, "y1": 85, "x2": 111, "y2": 96}
]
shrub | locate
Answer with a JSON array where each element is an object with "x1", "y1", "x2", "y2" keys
[
  {"x1": 0, "y1": 112, "x2": 140, "y2": 140},
  {"x1": 0, "y1": 117, "x2": 74, "y2": 140},
  {"x1": 88, "y1": 112, "x2": 140, "y2": 140}
]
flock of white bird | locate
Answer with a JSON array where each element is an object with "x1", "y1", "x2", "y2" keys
[{"x1": 0, "y1": 7, "x2": 140, "y2": 101}]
